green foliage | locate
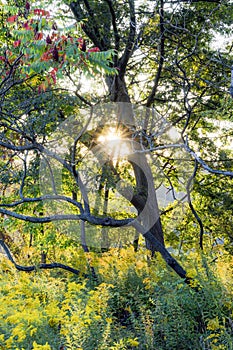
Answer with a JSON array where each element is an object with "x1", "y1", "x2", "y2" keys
[
  {"x1": 0, "y1": 248, "x2": 232, "y2": 349},
  {"x1": 0, "y1": 0, "x2": 117, "y2": 94}
]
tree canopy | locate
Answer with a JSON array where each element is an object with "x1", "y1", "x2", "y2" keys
[
  {"x1": 1, "y1": 0, "x2": 232, "y2": 265},
  {"x1": 0, "y1": 0, "x2": 233, "y2": 347}
]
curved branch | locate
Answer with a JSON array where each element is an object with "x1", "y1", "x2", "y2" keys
[
  {"x1": 0, "y1": 194, "x2": 84, "y2": 212},
  {"x1": 0, "y1": 140, "x2": 75, "y2": 181},
  {"x1": 0, "y1": 140, "x2": 36, "y2": 152},
  {"x1": 130, "y1": 220, "x2": 190, "y2": 283},
  {"x1": 70, "y1": 1, "x2": 108, "y2": 50},
  {"x1": 184, "y1": 142, "x2": 233, "y2": 177},
  {"x1": 0, "y1": 239, "x2": 85, "y2": 276},
  {"x1": 0, "y1": 207, "x2": 133, "y2": 226}
]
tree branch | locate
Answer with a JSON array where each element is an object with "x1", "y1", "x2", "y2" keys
[
  {"x1": 130, "y1": 220, "x2": 190, "y2": 283},
  {"x1": 118, "y1": 0, "x2": 136, "y2": 78},
  {"x1": 104, "y1": 0, "x2": 120, "y2": 53},
  {"x1": 186, "y1": 160, "x2": 204, "y2": 249},
  {"x1": 184, "y1": 141, "x2": 233, "y2": 177},
  {"x1": 146, "y1": 0, "x2": 165, "y2": 108},
  {"x1": 0, "y1": 194, "x2": 84, "y2": 212},
  {"x1": 0, "y1": 239, "x2": 85, "y2": 276},
  {"x1": 0, "y1": 207, "x2": 133, "y2": 226}
]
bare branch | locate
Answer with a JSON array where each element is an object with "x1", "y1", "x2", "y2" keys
[
  {"x1": 104, "y1": 0, "x2": 120, "y2": 53},
  {"x1": 130, "y1": 220, "x2": 189, "y2": 282},
  {"x1": 19, "y1": 153, "x2": 28, "y2": 200},
  {"x1": 0, "y1": 207, "x2": 133, "y2": 227},
  {"x1": 0, "y1": 194, "x2": 84, "y2": 212},
  {"x1": 0, "y1": 239, "x2": 85, "y2": 276},
  {"x1": 184, "y1": 141, "x2": 233, "y2": 177},
  {"x1": 0, "y1": 141, "x2": 37, "y2": 152}
]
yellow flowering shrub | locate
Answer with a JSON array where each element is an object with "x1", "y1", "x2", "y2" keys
[{"x1": 0, "y1": 246, "x2": 232, "y2": 349}]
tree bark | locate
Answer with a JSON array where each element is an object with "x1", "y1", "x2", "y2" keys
[
  {"x1": 110, "y1": 81, "x2": 165, "y2": 251},
  {"x1": 70, "y1": 1, "x2": 165, "y2": 252}
]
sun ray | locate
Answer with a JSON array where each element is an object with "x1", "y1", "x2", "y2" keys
[{"x1": 97, "y1": 127, "x2": 130, "y2": 159}]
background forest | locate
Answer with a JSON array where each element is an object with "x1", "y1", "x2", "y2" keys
[{"x1": 0, "y1": 0, "x2": 233, "y2": 349}]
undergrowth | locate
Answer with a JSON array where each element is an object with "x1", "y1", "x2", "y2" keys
[{"x1": 0, "y1": 247, "x2": 232, "y2": 350}]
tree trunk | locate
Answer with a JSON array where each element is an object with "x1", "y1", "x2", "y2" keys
[
  {"x1": 109, "y1": 76, "x2": 165, "y2": 251},
  {"x1": 70, "y1": 1, "x2": 165, "y2": 252}
]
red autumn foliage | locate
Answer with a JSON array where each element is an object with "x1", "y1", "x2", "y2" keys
[
  {"x1": 34, "y1": 9, "x2": 50, "y2": 17},
  {"x1": 46, "y1": 35, "x2": 52, "y2": 44},
  {"x1": 52, "y1": 46, "x2": 59, "y2": 62},
  {"x1": 88, "y1": 47, "x2": 100, "y2": 52},
  {"x1": 40, "y1": 50, "x2": 53, "y2": 61},
  {"x1": 13, "y1": 40, "x2": 21, "y2": 48},
  {"x1": 7, "y1": 15, "x2": 18, "y2": 23},
  {"x1": 23, "y1": 22, "x2": 32, "y2": 30},
  {"x1": 25, "y1": 2, "x2": 30, "y2": 10},
  {"x1": 3, "y1": 2, "x2": 111, "y2": 95},
  {"x1": 35, "y1": 32, "x2": 43, "y2": 40}
]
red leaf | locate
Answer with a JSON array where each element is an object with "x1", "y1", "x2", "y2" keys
[
  {"x1": 34, "y1": 9, "x2": 50, "y2": 17},
  {"x1": 23, "y1": 21, "x2": 32, "y2": 30},
  {"x1": 7, "y1": 15, "x2": 18, "y2": 23},
  {"x1": 52, "y1": 46, "x2": 59, "y2": 62},
  {"x1": 13, "y1": 40, "x2": 21, "y2": 47},
  {"x1": 25, "y1": 2, "x2": 30, "y2": 10},
  {"x1": 35, "y1": 32, "x2": 43, "y2": 40},
  {"x1": 50, "y1": 68, "x2": 58, "y2": 84},
  {"x1": 41, "y1": 50, "x2": 52, "y2": 61},
  {"x1": 0, "y1": 56, "x2": 5, "y2": 61},
  {"x1": 46, "y1": 35, "x2": 52, "y2": 44},
  {"x1": 88, "y1": 47, "x2": 100, "y2": 52}
]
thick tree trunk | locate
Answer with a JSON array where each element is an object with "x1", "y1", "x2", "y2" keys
[
  {"x1": 70, "y1": 1, "x2": 165, "y2": 251},
  {"x1": 109, "y1": 76, "x2": 165, "y2": 251}
]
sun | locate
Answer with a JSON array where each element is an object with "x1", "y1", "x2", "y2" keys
[
  {"x1": 97, "y1": 127, "x2": 122, "y2": 143},
  {"x1": 97, "y1": 127, "x2": 130, "y2": 158}
]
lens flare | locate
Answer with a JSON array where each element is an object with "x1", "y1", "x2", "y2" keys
[{"x1": 97, "y1": 127, "x2": 130, "y2": 158}]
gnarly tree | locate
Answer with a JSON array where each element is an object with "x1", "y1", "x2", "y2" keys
[
  {"x1": 0, "y1": 0, "x2": 233, "y2": 281},
  {"x1": 68, "y1": 0, "x2": 233, "y2": 247}
]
